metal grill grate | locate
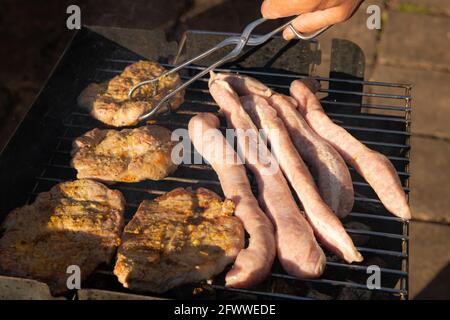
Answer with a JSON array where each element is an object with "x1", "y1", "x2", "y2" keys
[{"x1": 22, "y1": 54, "x2": 410, "y2": 300}]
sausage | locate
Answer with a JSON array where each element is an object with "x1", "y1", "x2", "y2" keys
[
  {"x1": 211, "y1": 73, "x2": 272, "y2": 98},
  {"x1": 290, "y1": 79, "x2": 411, "y2": 220},
  {"x1": 213, "y1": 72, "x2": 354, "y2": 217},
  {"x1": 188, "y1": 113, "x2": 276, "y2": 288},
  {"x1": 209, "y1": 72, "x2": 326, "y2": 278},
  {"x1": 268, "y1": 94, "x2": 354, "y2": 217},
  {"x1": 240, "y1": 94, "x2": 362, "y2": 263}
]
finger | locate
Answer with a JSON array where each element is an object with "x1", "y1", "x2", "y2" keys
[
  {"x1": 282, "y1": 7, "x2": 347, "y2": 40},
  {"x1": 261, "y1": 0, "x2": 319, "y2": 19}
]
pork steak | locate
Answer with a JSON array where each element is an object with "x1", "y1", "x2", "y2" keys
[
  {"x1": 71, "y1": 125, "x2": 178, "y2": 183},
  {"x1": 0, "y1": 179, "x2": 125, "y2": 295},
  {"x1": 114, "y1": 187, "x2": 244, "y2": 293},
  {"x1": 78, "y1": 60, "x2": 184, "y2": 127}
]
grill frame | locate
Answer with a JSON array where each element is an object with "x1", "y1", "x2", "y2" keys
[{"x1": 0, "y1": 27, "x2": 410, "y2": 300}]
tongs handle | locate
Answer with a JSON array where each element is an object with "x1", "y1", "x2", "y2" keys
[
  {"x1": 133, "y1": 15, "x2": 331, "y2": 123},
  {"x1": 132, "y1": 18, "x2": 269, "y2": 121}
]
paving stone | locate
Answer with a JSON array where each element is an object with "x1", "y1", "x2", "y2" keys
[
  {"x1": 0, "y1": 87, "x2": 12, "y2": 123},
  {"x1": 391, "y1": 0, "x2": 450, "y2": 16},
  {"x1": 369, "y1": 65, "x2": 450, "y2": 139},
  {"x1": 409, "y1": 221, "x2": 450, "y2": 299},
  {"x1": 179, "y1": 0, "x2": 226, "y2": 22},
  {"x1": 182, "y1": 0, "x2": 276, "y2": 33},
  {"x1": 316, "y1": 0, "x2": 382, "y2": 68},
  {"x1": 409, "y1": 136, "x2": 450, "y2": 223},
  {"x1": 378, "y1": 11, "x2": 450, "y2": 71},
  {"x1": 0, "y1": 0, "x2": 73, "y2": 151},
  {"x1": 82, "y1": 0, "x2": 190, "y2": 30},
  {"x1": 0, "y1": 0, "x2": 72, "y2": 85}
]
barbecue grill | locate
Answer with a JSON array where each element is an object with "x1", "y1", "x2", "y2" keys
[{"x1": 0, "y1": 26, "x2": 411, "y2": 300}]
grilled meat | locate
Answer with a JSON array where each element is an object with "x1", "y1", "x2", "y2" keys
[
  {"x1": 267, "y1": 93, "x2": 354, "y2": 218},
  {"x1": 71, "y1": 125, "x2": 178, "y2": 183},
  {"x1": 290, "y1": 79, "x2": 411, "y2": 220},
  {"x1": 189, "y1": 113, "x2": 276, "y2": 288},
  {"x1": 240, "y1": 94, "x2": 362, "y2": 263},
  {"x1": 0, "y1": 179, "x2": 125, "y2": 295},
  {"x1": 78, "y1": 60, "x2": 184, "y2": 127},
  {"x1": 114, "y1": 187, "x2": 244, "y2": 293},
  {"x1": 213, "y1": 72, "x2": 354, "y2": 217},
  {"x1": 209, "y1": 73, "x2": 326, "y2": 279}
]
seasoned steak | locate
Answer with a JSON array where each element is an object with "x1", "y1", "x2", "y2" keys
[
  {"x1": 114, "y1": 187, "x2": 244, "y2": 293},
  {"x1": 71, "y1": 125, "x2": 178, "y2": 183},
  {"x1": 0, "y1": 179, "x2": 125, "y2": 295},
  {"x1": 78, "y1": 60, "x2": 184, "y2": 127}
]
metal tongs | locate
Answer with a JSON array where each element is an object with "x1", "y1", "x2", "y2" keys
[{"x1": 128, "y1": 16, "x2": 331, "y2": 122}]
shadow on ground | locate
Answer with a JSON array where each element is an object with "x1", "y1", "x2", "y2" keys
[{"x1": 414, "y1": 262, "x2": 450, "y2": 300}]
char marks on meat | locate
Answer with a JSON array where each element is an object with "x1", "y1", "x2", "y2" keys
[
  {"x1": 78, "y1": 61, "x2": 184, "y2": 127},
  {"x1": 114, "y1": 187, "x2": 244, "y2": 293},
  {"x1": 71, "y1": 125, "x2": 178, "y2": 183},
  {"x1": 0, "y1": 179, "x2": 125, "y2": 294}
]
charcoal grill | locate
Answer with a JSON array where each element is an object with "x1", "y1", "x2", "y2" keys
[{"x1": 0, "y1": 26, "x2": 411, "y2": 300}]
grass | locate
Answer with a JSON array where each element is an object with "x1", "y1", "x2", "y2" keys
[{"x1": 396, "y1": 3, "x2": 432, "y2": 15}]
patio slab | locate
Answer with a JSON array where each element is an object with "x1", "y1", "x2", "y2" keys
[
  {"x1": 378, "y1": 11, "x2": 450, "y2": 72},
  {"x1": 409, "y1": 220, "x2": 450, "y2": 299},
  {"x1": 317, "y1": 0, "x2": 383, "y2": 68},
  {"x1": 409, "y1": 136, "x2": 450, "y2": 223},
  {"x1": 391, "y1": 0, "x2": 450, "y2": 16},
  {"x1": 369, "y1": 64, "x2": 450, "y2": 139}
]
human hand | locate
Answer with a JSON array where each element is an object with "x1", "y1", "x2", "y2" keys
[{"x1": 261, "y1": 0, "x2": 364, "y2": 40}]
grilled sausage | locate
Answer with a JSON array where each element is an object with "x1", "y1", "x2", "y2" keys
[
  {"x1": 212, "y1": 73, "x2": 272, "y2": 98},
  {"x1": 268, "y1": 94, "x2": 354, "y2": 217},
  {"x1": 209, "y1": 72, "x2": 326, "y2": 278},
  {"x1": 188, "y1": 113, "x2": 276, "y2": 288},
  {"x1": 240, "y1": 94, "x2": 362, "y2": 263},
  {"x1": 290, "y1": 79, "x2": 411, "y2": 220},
  {"x1": 213, "y1": 72, "x2": 354, "y2": 217}
]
